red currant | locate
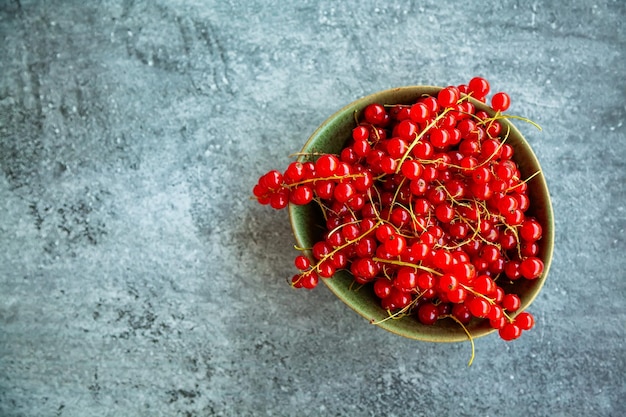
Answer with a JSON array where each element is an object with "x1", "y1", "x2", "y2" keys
[
  {"x1": 491, "y1": 92, "x2": 511, "y2": 112},
  {"x1": 468, "y1": 77, "x2": 490, "y2": 99},
  {"x1": 417, "y1": 302, "x2": 439, "y2": 325}
]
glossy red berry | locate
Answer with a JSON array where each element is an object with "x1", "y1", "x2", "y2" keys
[
  {"x1": 502, "y1": 294, "x2": 521, "y2": 312},
  {"x1": 299, "y1": 271, "x2": 319, "y2": 289},
  {"x1": 294, "y1": 255, "x2": 311, "y2": 270},
  {"x1": 417, "y1": 302, "x2": 439, "y2": 325},
  {"x1": 468, "y1": 77, "x2": 490, "y2": 99},
  {"x1": 374, "y1": 278, "x2": 393, "y2": 299},
  {"x1": 315, "y1": 154, "x2": 339, "y2": 177},
  {"x1": 363, "y1": 103, "x2": 388, "y2": 126},
  {"x1": 514, "y1": 311, "x2": 535, "y2": 331},
  {"x1": 519, "y1": 218, "x2": 543, "y2": 242},
  {"x1": 499, "y1": 322, "x2": 522, "y2": 341},
  {"x1": 437, "y1": 87, "x2": 460, "y2": 108},
  {"x1": 394, "y1": 267, "x2": 418, "y2": 292},
  {"x1": 409, "y1": 102, "x2": 430, "y2": 123},
  {"x1": 452, "y1": 303, "x2": 472, "y2": 324},
  {"x1": 395, "y1": 120, "x2": 419, "y2": 141},
  {"x1": 352, "y1": 125, "x2": 370, "y2": 141},
  {"x1": 468, "y1": 297, "x2": 492, "y2": 318},
  {"x1": 491, "y1": 92, "x2": 511, "y2": 112},
  {"x1": 290, "y1": 185, "x2": 314, "y2": 205},
  {"x1": 333, "y1": 182, "x2": 356, "y2": 203},
  {"x1": 520, "y1": 257, "x2": 544, "y2": 279},
  {"x1": 284, "y1": 162, "x2": 305, "y2": 183}
]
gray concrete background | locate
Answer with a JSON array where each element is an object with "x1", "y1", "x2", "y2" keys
[{"x1": 0, "y1": 1, "x2": 624, "y2": 416}]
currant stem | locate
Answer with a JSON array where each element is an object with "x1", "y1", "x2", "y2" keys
[
  {"x1": 370, "y1": 290, "x2": 427, "y2": 325},
  {"x1": 372, "y1": 257, "x2": 443, "y2": 276},
  {"x1": 396, "y1": 107, "x2": 452, "y2": 172},
  {"x1": 460, "y1": 284, "x2": 496, "y2": 304}
]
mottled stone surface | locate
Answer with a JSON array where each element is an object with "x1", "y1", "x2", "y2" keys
[{"x1": 0, "y1": 1, "x2": 624, "y2": 416}]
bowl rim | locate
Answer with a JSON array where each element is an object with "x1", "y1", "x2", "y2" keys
[{"x1": 288, "y1": 85, "x2": 555, "y2": 343}]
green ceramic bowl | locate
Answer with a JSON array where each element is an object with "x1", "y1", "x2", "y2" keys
[{"x1": 289, "y1": 86, "x2": 554, "y2": 343}]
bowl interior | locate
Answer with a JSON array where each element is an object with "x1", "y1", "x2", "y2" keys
[{"x1": 289, "y1": 86, "x2": 554, "y2": 342}]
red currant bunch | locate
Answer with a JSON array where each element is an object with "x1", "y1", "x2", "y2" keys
[{"x1": 253, "y1": 77, "x2": 544, "y2": 343}]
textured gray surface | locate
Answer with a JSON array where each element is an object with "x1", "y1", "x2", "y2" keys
[{"x1": 0, "y1": 0, "x2": 624, "y2": 416}]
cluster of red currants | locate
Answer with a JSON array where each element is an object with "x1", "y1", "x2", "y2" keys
[{"x1": 253, "y1": 77, "x2": 544, "y2": 341}]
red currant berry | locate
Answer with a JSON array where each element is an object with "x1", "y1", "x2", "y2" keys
[
  {"x1": 318, "y1": 260, "x2": 336, "y2": 278},
  {"x1": 437, "y1": 87, "x2": 460, "y2": 108},
  {"x1": 502, "y1": 294, "x2": 521, "y2": 312},
  {"x1": 300, "y1": 271, "x2": 319, "y2": 289},
  {"x1": 503, "y1": 209, "x2": 525, "y2": 226},
  {"x1": 373, "y1": 278, "x2": 393, "y2": 299},
  {"x1": 417, "y1": 272, "x2": 435, "y2": 290},
  {"x1": 500, "y1": 144, "x2": 514, "y2": 160},
  {"x1": 487, "y1": 304, "x2": 504, "y2": 321},
  {"x1": 390, "y1": 207, "x2": 411, "y2": 228},
  {"x1": 449, "y1": 221, "x2": 470, "y2": 240},
  {"x1": 387, "y1": 138, "x2": 409, "y2": 159},
  {"x1": 353, "y1": 139, "x2": 371, "y2": 157},
  {"x1": 446, "y1": 287, "x2": 468, "y2": 303},
  {"x1": 412, "y1": 141, "x2": 434, "y2": 159},
  {"x1": 388, "y1": 288, "x2": 412, "y2": 309},
  {"x1": 499, "y1": 228, "x2": 518, "y2": 250},
  {"x1": 499, "y1": 322, "x2": 522, "y2": 341},
  {"x1": 438, "y1": 273, "x2": 459, "y2": 292},
  {"x1": 490, "y1": 316, "x2": 507, "y2": 330},
  {"x1": 261, "y1": 170, "x2": 283, "y2": 190},
  {"x1": 352, "y1": 237, "x2": 374, "y2": 258},
  {"x1": 312, "y1": 241, "x2": 332, "y2": 260},
  {"x1": 519, "y1": 218, "x2": 543, "y2": 242},
  {"x1": 514, "y1": 311, "x2": 535, "y2": 331},
  {"x1": 394, "y1": 267, "x2": 418, "y2": 292},
  {"x1": 333, "y1": 182, "x2": 356, "y2": 203},
  {"x1": 491, "y1": 92, "x2": 511, "y2": 112},
  {"x1": 515, "y1": 193, "x2": 530, "y2": 212},
  {"x1": 417, "y1": 302, "x2": 439, "y2": 325},
  {"x1": 435, "y1": 203, "x2": 455, "y2": 223},
  {"x1": 395, "y1": 120, "x2": 419, "y2": 141},
  {"x1": 420, "y1": 96, "x2": 439, "y2": 114},
  {"x1": 520, "y1": 242, "x2": 539, "y2": 257},
  {"x1": 472, "y1": 166, "x2": 492, "y2": 184},
  {"x1": 354, "y1": 257, "x2": 380, "y2": 279},
  {"x1": 400, "y1": 160, "x2": 423, "y2": 181},
  {"x1": 315, "y1": 154, "x2": 339, "y2": 177},
  {"x1": 384, "y1": 234, "x2": 407, "y2": 257},
  {"x1": 468, "y1": 297, "x2": 492, "y2": 318},
  {"x1": 430, "y1": 127, "x2": 451, "y2": 149},
  {"x1": 379, "y1": 155, "x2": 398, "y2": 174},
  {"x1": 432, "y1": 248, "x2": 454, "y2": 270},
  {"x1": 270, "y1": 190, "x2": 289, "y2": 209},
  {"x1": 409, "y1": 102, "x2": 430, "y2": 123},
  {"x1": 352, "y1": 125, "x2": 370, "y2": 141},
  {"x1": 363, "y1": 103, "x2": 388, "y2": 126},
  {"x1": 504, "y1": 260, "x2": 522, "y2": 280},
  {"x1": 468, "y1": 77, "x2": 490, "y2": 99},
  {"x1": 520, "y1": 257, "x2": 544, "y2": 279},
  {"x1": 452, "y1": 303, "x2": 472, "y2": 324},
  {"x1": 486, "y1": 121, "x2": 502, "y2": 138},
  {"x1": 497, "y1": 195, "x2": 519, "y2": 214},
  {"x1": 330, "y1": 251, "x2": 348, "y2": 269},
  {"x1": 294, "y1": 255, "x2": 311, "y2": 270},
  {"x1": 290, "y1": 185, "x2": 314, "y2": 205},
  {"x1": 284, "y1": 162, "x2": 305, "y2": 183},
  {"x1": 473, "y1": 275, "x2": 496, "y2": 295}
]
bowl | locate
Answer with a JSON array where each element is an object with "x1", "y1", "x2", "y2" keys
[{"x1": 288, "y1": 86, "x2": 554, "y2": 342}]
